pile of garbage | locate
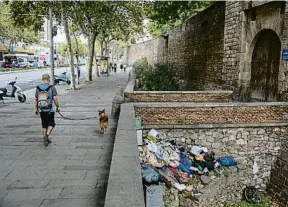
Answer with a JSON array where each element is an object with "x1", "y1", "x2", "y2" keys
[{"x1": 139, "y1": 129, "x2": 239, "y2": 205}]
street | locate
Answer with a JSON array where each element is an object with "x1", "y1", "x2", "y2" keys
[{"x1": 0, "y1": 67, "x2": 88, "y2": 92}]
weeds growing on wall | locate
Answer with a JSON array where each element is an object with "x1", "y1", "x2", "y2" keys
[{"x1": 133, "y1": 58, "x2": 180, "y2": 91}]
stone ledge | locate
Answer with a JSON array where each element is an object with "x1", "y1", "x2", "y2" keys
[
  {"x1": 143, "y1": 123, "x2": 288, "y2": 129},
  {"x1": 104, "y1": 103, "x2": 145, "y2": 207},
  {"x1": 133, "y1": 101, "x2": 288, "y2": 108},
  {"x1": 127, "y1": 91, "x2": 233, "y2": 94},
  {"x1": 124, "y1": 70, "x2": 136, "y2": 93}
]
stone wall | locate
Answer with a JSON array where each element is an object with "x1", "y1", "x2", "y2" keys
[
  {"x1": 126, "y1": 2, "x2": 226, "y2": 90},
  {"x1": 125, "y1": 1, "x2": 288, "y2": 101},
  {"x1": 125, "y1": 37, "x2": 167, "y2": 66},
  {"x1": 222, "y1": 1, "x2": 243, "y2": 91},
  {"x1": 267, "y1": 136, "x2": 288, "y2": 206},
  {"x1": 142, "y1": 125, "x2": 286, "y2": 204},
  {"x1": 125, "y1": 91, "x2": 233, "y2": 103},
  {"x1": 134, "y1": 103, "x2": 288, "y2": 126}
]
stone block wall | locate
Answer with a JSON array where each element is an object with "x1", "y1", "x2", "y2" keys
[
  {"x1": 125, "y1": 37, "x2": 166, "y2": 66},
  {"x1": 267, "y1": 137, "x2": 288, "y2": 207},
  {"x1": 222, "y1": 1, "x2": 243, "y2": 89},
  {"x1": 135, "y1": 103, "x2": 288, "y2": 126},
  {"x1": 167, "y1": 2, "x2": 226, "y2": 90},
  {"x1": 125, "y1": 2, "x2": 226, "y2": 90},
  {"x1": 143, "y1": 126, "x2": 286, "y2": 191},
  {"x1": 124, "y1": 91, "x2": 233, "y2": 103}
]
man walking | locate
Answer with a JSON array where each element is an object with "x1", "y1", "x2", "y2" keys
[{"x1": 35, "y1": 74, "x2": 60, "y2": 147}]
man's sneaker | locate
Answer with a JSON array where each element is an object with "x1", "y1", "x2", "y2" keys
[
  {"x1": 43, "y1": 136, "x2": 49, "y2": 147},
  {"x1": 48, "y1": 139, "x2": 51, "y2": 144}
]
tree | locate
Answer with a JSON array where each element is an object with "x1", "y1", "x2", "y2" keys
[
  {"x1": 0, "y1": 3, "x2": 41, "y2": 52},
  {"x1": 68, "y1": 1, "x2": 144, "y2": 81},
  {"x1": 62, "y1": 2, "x2": 76, "y2": 90},
  {"x1": 9, "y1": 1, "x2": 145, "y2": 81},
  {"x1": 57, "y1": 39, "x2": 86, "y2": 60},
  {"x1": 145, "y1": 1, "x2": 212, "y2": 37}
]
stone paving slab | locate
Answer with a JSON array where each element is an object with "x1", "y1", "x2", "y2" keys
[
  {"x1": 39, "y1": 198, "x2": 97, "y2": 207},
  {"x1": 0, "y1": 72, "x2": 129, "y2": 207}
]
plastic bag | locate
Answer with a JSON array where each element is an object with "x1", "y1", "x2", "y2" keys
[
  {"x1": 141, "y1": 164, "x2": 161, "y2": 184},
  {"x1": 218, "y1": 156, "x2": 237, "y2": 166},
  {"x1": 252, "y1": 158, "x2": 259, "y2": 174}
]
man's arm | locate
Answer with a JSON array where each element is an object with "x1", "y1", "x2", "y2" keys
[
  {"x1": 35, "y1": 89, "x2": 39, "y2": 115},
  {"x1": 52, "y1": 86, "x2": 60, "y2": 112}
]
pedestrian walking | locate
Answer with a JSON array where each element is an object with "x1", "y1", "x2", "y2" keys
[
  {"x1": 120, "y1": 64, "x2": 123, "y2": 72},
  {"x1": 35, "y1": 74, "x2": 60, "y2": 147},
  {"x1": 114, "y1": 63, "x2": 117, "y2": 73},
  {"x1": 77, "y1": 64, "x2": 80, "y2": 85},
  {"x1": 109, "y1": 62, "x2": 113, "y2": 72}
]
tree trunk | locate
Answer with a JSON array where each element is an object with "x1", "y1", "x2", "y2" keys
[
  {"x1": 72, "y1": 30, "x2": 80, "y2": 71},
  {"x1": 100, "y1": 40, "x2": 104, "y2": 56},
  {"x1": 104, "y1": 41, "x2": 108, "y2": 56},
  {"x1": 62, "y1": 4, "x2": 76, "y2": 90},
  {"x1": 94, "y1": 54, "x2": 100, "y2": 77},
  {"x1": 86, "y1": 32, "x2": 97, "y2": 81},
  {"x1": 8, "y1": 41, "x2": 13, "y2": 53},
  {"x1": 72, "y1": 30, "x2": 80, "y2": 84}
]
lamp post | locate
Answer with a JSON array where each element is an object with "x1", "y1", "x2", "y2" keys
[{"x1": 49, "y1": 7, "x2": 54, "y2": 85}]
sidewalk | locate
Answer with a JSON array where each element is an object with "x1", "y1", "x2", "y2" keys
[{"x1": 0, "y1": 72, "x2": 129, "y2": 207}]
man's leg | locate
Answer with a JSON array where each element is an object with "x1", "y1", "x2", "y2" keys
[
  {"x1": 40, "y1": 113, "x2": 49, "y2": 147},
  {"x1": 46, "y1": 112, "x2": 56, "y2": 144},
  {"x1": 46, "y1": 126, "x2": 54, "y2": 136},
  {"x1": 42, "y1": 128, "x2": 47, "y2": 136}
]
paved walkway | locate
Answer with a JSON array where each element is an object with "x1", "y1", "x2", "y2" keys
[{"x1": 0, "y1": 71, "x2": 128, "y2": 207}]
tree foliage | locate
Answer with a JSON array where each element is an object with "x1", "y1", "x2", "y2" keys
[
  {"x1": 145, "y1": 1, "x2": 212, "y2": 37},
  {"x1": 57, "y1": 39, "x2": 87, "y2": 58},
  {"x1": 0, "y1": 2, "x2": 41, "y2": 51}
]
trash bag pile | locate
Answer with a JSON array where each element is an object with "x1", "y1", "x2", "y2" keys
[{"x1": 139, "y1": 129, "x2": 238, "y2": 197}]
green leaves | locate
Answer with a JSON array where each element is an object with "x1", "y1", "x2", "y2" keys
[
  {"x1": 57, "y1": 39, "x2": 87, "y2": 58},
  {"x1": 145, "y1": 1, "x2": 212, "y2": 37},
  {"x1": 0, "y1": 2, "x2": 41, "y2": 47},
  {"x1": 133, "y1": 58, "x2": 181, "y2": 91}
]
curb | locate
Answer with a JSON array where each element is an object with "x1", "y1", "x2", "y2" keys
[{"x1": 0, "y1": 68, "x2": 40, "y2": 75}]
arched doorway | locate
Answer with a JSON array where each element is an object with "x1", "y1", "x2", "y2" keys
[{"x1": 250, "y1": 29, "x2": 281, "y2": 101}]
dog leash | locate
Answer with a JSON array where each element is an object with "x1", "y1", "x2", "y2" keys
[{"x1": 57, "y1": 111, "x2": 98, "y2": 120}]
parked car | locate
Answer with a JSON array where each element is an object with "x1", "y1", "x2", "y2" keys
[
  {"x1": 0, "y1": 61, "x2": 6, "y2": 68},
  {"x1": 18, "y1": 61, "x2": 30, "y2": 68},
  {"x1": 30, "y1": 61, "x2": 44, "y2": 68},
  {"x1": 4, "y1": 62, "x2": 13, "y2": 68}
]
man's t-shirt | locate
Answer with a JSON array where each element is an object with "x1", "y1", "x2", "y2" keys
[{"x1": 35, "y1": 84, "x2": 57, "y2": 112}]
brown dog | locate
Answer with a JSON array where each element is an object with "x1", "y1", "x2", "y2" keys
[{"x1": 98, "y1": 109, "x2": 108, "y2": 134}]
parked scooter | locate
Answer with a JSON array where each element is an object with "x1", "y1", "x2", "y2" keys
[
  {"x1": 0, "y1": 77, "x2": 26, "y2": 103},
  {"x1": 54, "y1": 72, "x2": 71, "y2": 85}
]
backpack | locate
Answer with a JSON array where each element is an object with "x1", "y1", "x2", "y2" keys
[
  {"x1": 218, "y1": 156, "x2": 237, "y2": 166},
  {"x1": 37, "y1": 85, "x2": 52, "y2": 111}
]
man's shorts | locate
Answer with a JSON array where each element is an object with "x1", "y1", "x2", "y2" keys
[{"x1": 40, "y1": 112, "x2": 55, "y2": 128}]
